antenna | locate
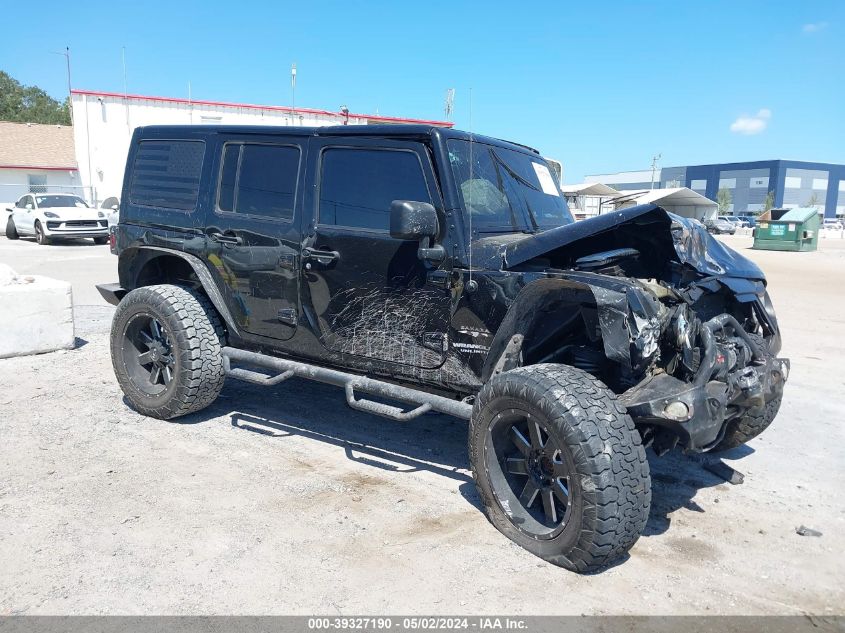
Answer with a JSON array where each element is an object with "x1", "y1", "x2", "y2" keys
[
  {"x1": 650, "y1": 153, "x2": 662, "y2": 190},
  {"x1": 291, "y1": 63, "x2": 297, "y2": 125},
  {"x1": 467, "y1": 87, "x2": 473, "y2": 287},
  {"x1": 444, "y1": 88, "x2": 455, "y2": 121}
]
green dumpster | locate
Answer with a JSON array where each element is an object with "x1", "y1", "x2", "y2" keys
[{"x1": 753, "y1": 207, "x2": 821, "y2": 252}]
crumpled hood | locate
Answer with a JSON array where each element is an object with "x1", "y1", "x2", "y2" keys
[{"x1": 470, "y1": 203, "x2": 765, "y2": 283}]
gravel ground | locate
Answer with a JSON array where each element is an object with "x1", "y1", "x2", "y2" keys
[{"x1": 0, "y1": 234, "x2": 842, "y2": 615}]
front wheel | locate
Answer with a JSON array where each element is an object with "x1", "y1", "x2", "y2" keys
[
  {"x1": 469, "y1": 364, "x2": 651, "y2": 573},
  {"x1": 34, "y1": 221, "x2": 50, "y2": 245},
  {"x1": 110, "y1": 284, "x2": 226, "y2": 419}
]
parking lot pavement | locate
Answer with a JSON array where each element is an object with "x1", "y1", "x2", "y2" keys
[
  {"x1": 0, "y1": 236, "x2": 117, "y2": 342},
  {"x1": 0, "y1": 236, "x2": 116, "y2": 307},
  {"x1": 0, "y1": 233, "x2": 843, "y2": 615}
]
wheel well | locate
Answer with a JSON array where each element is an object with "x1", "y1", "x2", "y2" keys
[
  {"x1": 134, "y1": 255, "x2": 198, "y2": 289},
  {"x1": 123, "y1": 250, "x2": 234, "y2": 339},
  {"x1": 483, "y1": 279, "x2": 605, "y2": 381}
]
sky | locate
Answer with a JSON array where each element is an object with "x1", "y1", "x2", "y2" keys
[{"x1": 1, "y1": 0, "x2": 843, "y2": 182}]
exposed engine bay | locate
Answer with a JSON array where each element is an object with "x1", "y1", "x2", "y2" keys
[{"x1": 474, "y1": 205, "x2": 789, "y2": 453}]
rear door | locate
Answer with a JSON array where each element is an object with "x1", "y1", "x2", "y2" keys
[
  {"x1": 203, "y1": 135, "x2": 305, "y2": 341},
  {"x1": 301, "y1": 136, "x2": 450, "y2": 369}
]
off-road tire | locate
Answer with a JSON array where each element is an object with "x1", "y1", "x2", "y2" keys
[
  {"x1": 34, "y1": 221, "x2": 50, "y2": 245},
  {"x1": 714, "y1": 333, "x2": 783, "y2": 451},
  {"x1": 5, "y1": 217, "x2": 19, "y2": 240},
  {"x1": 93, "y1": 236, "x2": 108, "y2": 245},
  {"x1": 111, "y1": 284, "x2": 226, "y2": 420},
  {"x1": 715, "y1": 397, "x2": 782, "y2": 451},
  {"x1": 469, "y1": 364, "x2": 651, "y2": 572}
]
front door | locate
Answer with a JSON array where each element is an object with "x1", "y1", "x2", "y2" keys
[
  {"x1": 16, "y1": 195, "x2": 36, "y2": 234},
  {"x1": 302, "y1": 137, "x2": 451, "y2": 370},
  {"x1": 203, "y1": 136, "x2": 304, "y2": 341}
]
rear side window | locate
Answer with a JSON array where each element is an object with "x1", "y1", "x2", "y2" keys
[
  {"x1": 129, "y1": 140, "x2": 205, "y2": 211},
  {"x1": 217, "y1": 143, "x2": 300, "y2": 220},
  {"x1": 319, "y1": 148, "x2": 430, "y2": 231}
]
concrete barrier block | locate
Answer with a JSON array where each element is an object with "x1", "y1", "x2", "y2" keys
[{"x1": 0, "y1": 267, "x2": 75, "y2": 359}]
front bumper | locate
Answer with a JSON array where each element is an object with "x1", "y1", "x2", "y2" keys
[
  {"x1": 45, "y1": 220, "x2": 108, "y2": 238},
  {"x1": 619, "y1": 355, "x2": 788, "y2": 452}
]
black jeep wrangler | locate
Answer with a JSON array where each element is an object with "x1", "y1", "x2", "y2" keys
[{"x1": 98, "y1": 124, "x2": 788, "y2": 572}]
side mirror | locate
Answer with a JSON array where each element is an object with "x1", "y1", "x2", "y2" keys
[
  {"x1": 389, "y1": 200, "x2": 445, "y2": 263},
  {"x1": 390, "y1": 200, "x2": 438, "y2": 239},
  {"x1": 26, "y1": 204, "x2": 33, "y2": 210},
  {"x1": 111, "y1": 204, "x2": 119, "y2": 211}
]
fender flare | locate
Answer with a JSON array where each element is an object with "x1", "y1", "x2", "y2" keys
[
  {"x1": 120, "y1": 246, "x2": 241, "y2": 337},
  {"x1": 480, "y1": 277, "x2": 598, "y2": 382}
]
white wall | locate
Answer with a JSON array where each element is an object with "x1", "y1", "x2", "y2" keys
[
  {"x1": 0, "y1": 169, "x2": 81, "y2": 209},
  {"x1": 71, "y1": 93, "x2": 369, "y2": 206}
]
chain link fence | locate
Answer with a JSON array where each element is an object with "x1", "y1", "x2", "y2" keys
[{"x1": 1, "y1": 184, "x2": 100, "y2": 209}]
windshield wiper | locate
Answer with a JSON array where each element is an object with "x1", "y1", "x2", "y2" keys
[
  {"x1": 491, "y1": 151, "x2": 542, "y2": 193},
  {"x1": 491, "y1": 150, "x2": 541, "y2": 231},
  {"x1": 490, "y1": 151, "x2": 521, "y2": 231}
]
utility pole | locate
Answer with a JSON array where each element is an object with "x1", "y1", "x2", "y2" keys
[
  {"x1": 52, "y1": 47, "x2": 73, "y2": 125},
  {"x1": 650, "y1": 153, "x2": 662, "y2": 190},
  {"x1": 122, "y1": 47, "x2": 130, "y2": 132}
]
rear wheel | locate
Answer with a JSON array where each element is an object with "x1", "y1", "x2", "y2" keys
[
  {"x1": 34, "y1": 221, "x2": 50, "y2": 245},
  {"x1": 111, "y1": 284, "x2": 225, "y2": 419},
  {"x1": 5, "y1": 217, "x2": 18, "y2": 240},
  {"x1": 470, "y1": 364, "x2": 651, "y2": 572}
]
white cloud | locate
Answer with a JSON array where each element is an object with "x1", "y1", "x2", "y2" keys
[
  {"x1": 802, "y1": 22, "x2": 828, "y2": 34},
  {"x1": 730, "y1": 109, "x2": 772, "y2": 135}
]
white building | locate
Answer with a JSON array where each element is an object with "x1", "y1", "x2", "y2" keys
[
  {"x1": 70, "y1": 89, "x2": 453, "y2": 205},
  {"x1": 0, "y1": 121, "x2": 81, "y2": 208}
]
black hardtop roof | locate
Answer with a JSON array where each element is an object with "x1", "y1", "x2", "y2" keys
[{"x1": 135, "y1": 124, "x2": 540, "y2": 155}]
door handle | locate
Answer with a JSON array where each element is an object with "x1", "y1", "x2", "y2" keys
[
  {"x1": 302, "y1": 247, "x2": 340, "y2": 264},
  {"x1": 209, "y1": 231, "x2": 243, "y2": 245}
]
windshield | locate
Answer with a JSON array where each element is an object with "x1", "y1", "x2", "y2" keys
[
  {"x1": 36, "y1": 195, "x2": 89, "y2": 208},
  {"x1": 447, "y1": 139, "x2": 573, "y2": 234}
]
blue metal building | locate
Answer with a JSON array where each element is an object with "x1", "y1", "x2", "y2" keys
[{"x1": 587, "y1": 160, "x2": 845, "y2": 218}]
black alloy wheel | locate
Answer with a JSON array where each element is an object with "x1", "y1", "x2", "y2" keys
[
  {"x1": 121, "y1": 313, "x2": 177, "y2": 396},
  {"x1": 487, "y1": 411, "x2": 573, "y2": 538}
]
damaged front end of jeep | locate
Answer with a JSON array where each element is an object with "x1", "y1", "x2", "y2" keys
[{"x1": 470, "y1": 204, "x2": 789, "y2": 454}]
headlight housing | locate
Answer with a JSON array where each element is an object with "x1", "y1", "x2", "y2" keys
[
  {"x1": 97, "y1": 211, "x2": 105, "y2": 218},
  {"x1": 43, "y1": 211, "x2": 60, "y2": 218}
]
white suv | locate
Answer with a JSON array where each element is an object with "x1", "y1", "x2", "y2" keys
[{"x1": 5, "y1": 193, "x2": 110, "y2": 245}]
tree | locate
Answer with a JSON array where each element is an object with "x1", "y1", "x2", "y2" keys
[
  {"x1": 716, "y1": 188, "x2": 732, "y2": 214},
  {"x1": 805, "y1": 192, "x2": 821, "y2": 209},
  {"x1": 762, "y1": 190, "x2": 775, "y2": 214},
  {"x1": 0, "y1": 71, "x2": 70, "y2": 125}
]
